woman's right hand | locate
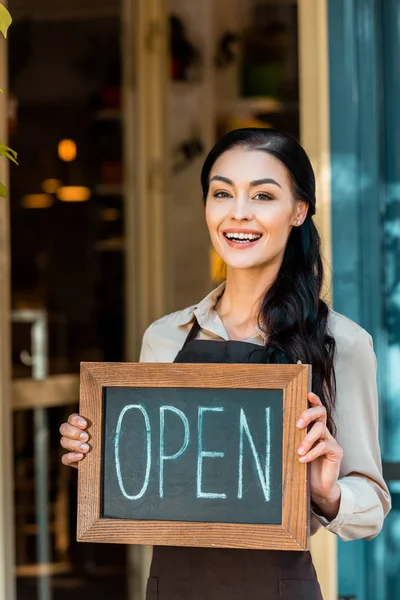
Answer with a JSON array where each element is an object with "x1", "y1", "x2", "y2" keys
[{"x1": 59, "y1": 413, "x2": 90, "y2": 469}]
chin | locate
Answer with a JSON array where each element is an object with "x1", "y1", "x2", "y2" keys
[{"x1": 223, "y1": 257, "x2": 264, "y2": 271}]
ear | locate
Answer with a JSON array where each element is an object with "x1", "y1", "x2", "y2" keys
[{"x1": 293, "y1": 200, "x2": 309, "y2": 226}]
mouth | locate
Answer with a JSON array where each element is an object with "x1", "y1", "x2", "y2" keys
[{"x1": 222, "y1": 230, "x2": 263, "y2": 249}]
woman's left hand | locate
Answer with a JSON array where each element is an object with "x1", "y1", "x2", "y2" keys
[{"x1": 296, "y1": 392, "x2": 343, "y2": 521}]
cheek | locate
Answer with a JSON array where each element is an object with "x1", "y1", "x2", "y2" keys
[
  {"x1": 205, "y1": 202, "x2": 222, "y2": 236},
  {"x1": 257, "y1": 204, "x2": 293, "y2": 234}
]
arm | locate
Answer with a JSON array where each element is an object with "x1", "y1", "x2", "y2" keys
[
  {"x1": 311, "y1": 328, "x2": 391, "y2": 541},
  {"x1": 324, "y1": 328, "x2": 391, "y2": 540}
]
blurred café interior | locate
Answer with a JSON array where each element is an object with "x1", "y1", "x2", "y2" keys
[{"x1": 0, "y1": 0, "x2": 399, "y2": 599}]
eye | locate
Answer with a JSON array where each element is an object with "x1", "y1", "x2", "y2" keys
[
  {"x1": 253, "y1": 192, "x2": 274, "y2": 201},
  {"x1": 213, "y1": 190, "x2": 231, "y2": 199}
]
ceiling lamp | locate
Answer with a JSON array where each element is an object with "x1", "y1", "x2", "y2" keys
[
  {"x1": 22, "y1": 194, "x2": 54, "y2": 209},
  {"x1": 57, "y1": 186, "x2": 91, "y2": 202},
  {"x1": 58, "y1": 139, "x2": 77, "y2": 162},
  {"x1": 42, "y1": 178, "x2": 62, "y2": 194}
]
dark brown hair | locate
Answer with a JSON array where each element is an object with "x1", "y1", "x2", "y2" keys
[{"x1": 201, "y1": 128, "x2": 336, "y2": 433}]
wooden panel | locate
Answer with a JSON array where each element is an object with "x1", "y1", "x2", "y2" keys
[
  {"x1": 78, "y1": 362, "x2": 310, "y2": 550},
  {"x1": 78, "y1": 520, "x2": 303, "y2": 550},
  {"x1": 82, "y1": 361, "x2": 308, "y2": 389},
  {"x1": 12, "y1": 374, "x2": 79, "y2": 410},
  {"x1": 282, "y1": 369, "x2": 310, "y2": 548},
  {"x1": 77, "y1": 368, "x2": 103, "y2": 541}
]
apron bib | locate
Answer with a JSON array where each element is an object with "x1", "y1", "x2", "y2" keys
[{"x1": 146, "y1": 320, "x2": 323, "y2": 600}]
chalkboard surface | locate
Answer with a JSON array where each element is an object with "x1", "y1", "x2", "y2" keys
[{"x1": 102, "y1": 387, "x2": 283, "y2": 525}]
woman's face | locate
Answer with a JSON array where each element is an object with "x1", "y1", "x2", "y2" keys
[{"x1": 205, "y1": 147, "x2": 308, "y2": 272}]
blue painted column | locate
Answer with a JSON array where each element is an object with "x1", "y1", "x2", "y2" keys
[
  {"x1": 381, "y1": 2, "x2": 400, "y2": 599},
  {"x1": 328, "y1": 1, "x2": 389, "y2": 599}
]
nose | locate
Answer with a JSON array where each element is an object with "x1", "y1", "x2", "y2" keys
[{"x1": 230, "y1": 195, "x2": 253, "y2": 221}]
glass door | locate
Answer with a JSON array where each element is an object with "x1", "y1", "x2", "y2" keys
[{"x1": 8, "y1": 1, "x2": 128, "y2": 597}]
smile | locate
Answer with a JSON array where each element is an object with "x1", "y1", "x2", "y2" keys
[{"x1": 223, "y1": 231, "x2": 263, "y2": 247}]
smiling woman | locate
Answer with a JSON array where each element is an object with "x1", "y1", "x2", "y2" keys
[{"x1": 60, "y1": 128, "x2": 390, "y2": 600}]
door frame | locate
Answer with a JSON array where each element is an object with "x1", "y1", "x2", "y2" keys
[
  {"x1": 0, "y1": 0, "x2": 16, "y2": 597},
  {"x1": 123, "y1": 0, "x2": 171, "y2": 365},
  {"x1": 122, "y1": 0, "x2": 169, "y2": 597},
  {"x1": 298, "y1": 2, "x2": 337, "y2": 600}
]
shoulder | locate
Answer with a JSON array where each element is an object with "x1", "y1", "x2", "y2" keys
[
  {"x1": 145, "y1": 305, "x2": 195, "y2": 341},
  {"x1": 140, "y1": 305, "x2": 195, "y2": 362},
  {"x1": 327, "y1": 308, "x2": 375, "y2": 364}
]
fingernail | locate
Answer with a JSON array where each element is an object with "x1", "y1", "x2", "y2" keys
[
  {"x1": 299, "y1": 456, "x2": 307, "y2": 462},
  {"x1": 80, "y1": 432, "x2": 88, "y2": 441},
  {"x1": 74, "y1": 453, "x2": 83, "y2": 459},
  {"x1": 80, "y1": 443, "x2": 89, "y2": 451},
  {"x1": 296, "y1": 419, "x2": 304, "y2": 428},
  {"x1": 79, "y1": 419, "x2": 87, "y2": 427},
  {"x1": 298, "y1": 445, "x2": 305, "y2": 455}
]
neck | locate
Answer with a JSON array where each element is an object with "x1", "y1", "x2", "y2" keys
[{"x1": 216, "y1": 263, "x2": 280, "y2": 334}]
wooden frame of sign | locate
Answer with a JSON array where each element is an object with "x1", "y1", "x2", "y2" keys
[{"x1": 77, "y1": 362, "x2": 311, "y2": 551}]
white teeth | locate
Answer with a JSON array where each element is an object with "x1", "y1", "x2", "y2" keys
[{"x1": 225, "y1": 232, "x2": 262, "y2": 242}]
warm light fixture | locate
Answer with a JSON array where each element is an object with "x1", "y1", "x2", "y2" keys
[
  {"x1": 57, "y1": 186, "x2": 91, "y2": 202},
  {"x1": 100, "y1": 208, "x2": 121, "y2": 221},
  {"x1": 41, "y1": 178, "x2": 62, "y2": 194},
  {"x1": 58, "y1": 139, "x2": 77, "y2": 162},
  {"x1": 22, "y1": 194, "x2": 54, "y2": 209}
]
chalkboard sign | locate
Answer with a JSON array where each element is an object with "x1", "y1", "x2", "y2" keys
[{"x1": 78, "y1": 362, "x2": 310, "y2": 551}]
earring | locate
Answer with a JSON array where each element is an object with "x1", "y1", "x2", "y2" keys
[{"x1": 296, "y1": 220, "x2": 301, "y2": 226}]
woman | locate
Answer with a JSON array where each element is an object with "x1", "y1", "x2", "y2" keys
[{"x1": 60, "y1": 129, "x2": 391, "y2": 599}]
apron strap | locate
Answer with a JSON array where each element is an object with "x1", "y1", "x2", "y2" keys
[{"x1": 182, "y1": 318, "x2": 201, "y2": 349}]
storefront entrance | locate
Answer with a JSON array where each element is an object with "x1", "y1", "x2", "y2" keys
[{"x1": 1, "y1": 1, "x2": 336, "y2": 598}]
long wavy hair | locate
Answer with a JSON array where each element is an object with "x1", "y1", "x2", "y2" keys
[{"x1": 201, "y1": 128, "x2": 337, "y2": 433}]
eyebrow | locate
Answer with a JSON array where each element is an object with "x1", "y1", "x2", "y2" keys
[{"x1": 209, "y1": 175, "x2": 282, "y2": 188}]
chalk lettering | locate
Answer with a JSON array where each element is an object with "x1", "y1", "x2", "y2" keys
[
  {"x1": 197, "y1": 406, "x2": 227, "y2": 499},
  {"x1": 115, "y1": 404, "x2": 151, "y2": 500},
  {"x1": 238, "y1": 407, "x2": 271, "y2": 501},
  {"x1": 159, "y1": 406, "x2": 190, "y2": 498}
]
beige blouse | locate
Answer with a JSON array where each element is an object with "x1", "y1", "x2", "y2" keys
[{"x1": 139, "y1": 282, "x2": 391, "y2": 541}]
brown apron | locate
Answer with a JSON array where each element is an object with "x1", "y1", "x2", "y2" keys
[{"x1": 146, "y1": 320, "x2": 323, "y2": 600}]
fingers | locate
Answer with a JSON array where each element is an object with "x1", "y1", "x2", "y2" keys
[
  {"x1": 296, "y1": 393, "x2": 326, "y2": 429},
  {"x1": 67, "y1": 413, "x2": 88, "y2": 429},
  {"x1": 298, "y1": 438, "x2": 343, "y2": 463},
  {"x1": 61, "y1": 452, "x2": 84, "y2": 469},
  {"x1": 297, "y1": 421, "x2": 326, "y2": 458},
  {"x1": 60, "y1": 414, "x2": 89, "y2": 470},
  {"x1": 307, "y1": 392, "x2": 323, "y2": 407},
  {"x1": 298, "y1": 440, "x2": 327, "y2": 463},
  {"x1": 60, "y1": 435, "x2": 90, "y2": 454},
  {"x1": 59, "y1": 421, "x2": 89, "y2": 442},
  {"x1": 296, "y1": 405, "x2": 326, "y2": 429}
]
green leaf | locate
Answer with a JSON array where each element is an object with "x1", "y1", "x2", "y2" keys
[
  {"x1": 0, "y1": 5, "x2": 12, "y2": 38},
  {"x1": 0, "y1": 182, "x2": 6, "y2": 197},
  {"x1": 0, "y1": 144, "x2": 18, "y2": 165}
]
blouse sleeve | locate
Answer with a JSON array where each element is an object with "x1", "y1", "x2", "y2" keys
[{"x1": 312, "y1": 327, "x2": 391, "y2": 541}]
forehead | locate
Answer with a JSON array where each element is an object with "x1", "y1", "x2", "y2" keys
[{"x1": 209, "y1": 147, "x2": 289, "y2": 184}]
